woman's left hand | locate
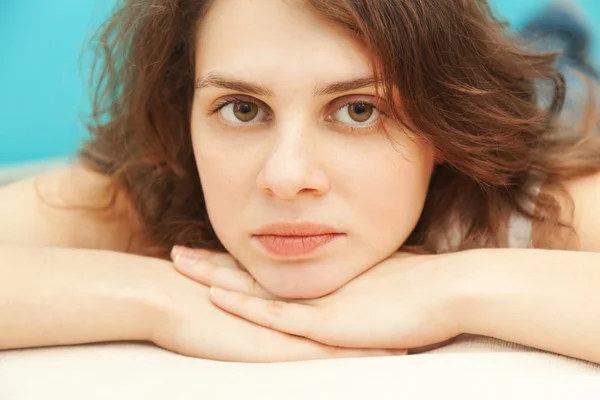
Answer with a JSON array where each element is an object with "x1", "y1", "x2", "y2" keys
[{"x1": 172, "y1": 247, "x2": 465, "y2": 351}]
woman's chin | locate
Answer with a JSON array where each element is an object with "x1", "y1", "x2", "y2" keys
[
  {"x1": 265, "y1": 283, "x2": 337, "y2": 300},
  {"x1": 256, "y1": 273, "x2": 345, "y2": 300},
  {"x1": 240, "y1": 256, "x2": 361, "y2": 299}
]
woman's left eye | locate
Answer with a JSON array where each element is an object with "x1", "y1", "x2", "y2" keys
[{"x1": 331, "y1": 102, "x2": 379, "y2": 126}]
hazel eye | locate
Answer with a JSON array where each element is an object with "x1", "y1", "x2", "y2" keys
[
  {"x1": 332, "y1": 102, "x2": 379, "y2": 125},
  {"x1": 220, "y1": 101, "x2": 268, "y2": 124}
]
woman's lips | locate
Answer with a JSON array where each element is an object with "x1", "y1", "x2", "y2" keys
[
  {"x1": 252, "y1": 223, "x2": 343, "y2": 257},
  {"x1": 254, "y1": 234, "x2": 341, "y2": 257}
]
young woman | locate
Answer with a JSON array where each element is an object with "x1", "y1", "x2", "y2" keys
[{"x1": 1, "y1": 0, "x2": 600, "y2": 364}]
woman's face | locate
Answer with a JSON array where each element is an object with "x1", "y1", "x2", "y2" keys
[{"x1": 191, "y1": 0, "x2": 435, "y2": 299}]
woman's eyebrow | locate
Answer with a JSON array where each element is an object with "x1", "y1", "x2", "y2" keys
[
  {"x1": 314, "y1": 77, "x2": 376, "y2": 96},
  {"x1": 195, "y1": 73, "x2": 274, "y2": 96},
  {"x1": 195, "y1": 73, "x2": 376, "y2": 96}
]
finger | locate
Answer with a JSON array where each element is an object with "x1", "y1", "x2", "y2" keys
[
  {"x1": 206, "y1": 253, "x2": 240, "y2": 269},
  {"x1": 210, "y1": 287, "x2": 320, "y2": 341},
  {"x1": 171, "y1": 246, "x2": 272, "y2": 297},
  {"x1": 170, "y1": 245, "x2": 213, "y2": 262},
  {"x1": 176, "y1": 259, "x2": 274, "y2": 299},
  {"x1": 172, "y1": 246, "x2": 241, "y2": 269}
]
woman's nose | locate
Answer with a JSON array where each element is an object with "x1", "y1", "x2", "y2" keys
[{"x1": 256, "y1": 133, "x2": 329, "y2": 200}]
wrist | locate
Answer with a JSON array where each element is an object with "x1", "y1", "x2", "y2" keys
[
  {"x1": 439, "y1": 249, "x2": 491, "y2": 336},
  {"x1": 132, "y1": 255, "x2": 213, "y2": 346},
  {"x1": 0, "y1": 245, "x2": 173, "y2": 350},
  {"x1": 102, "y1": 253, "x2": 176, "y2": 343}
]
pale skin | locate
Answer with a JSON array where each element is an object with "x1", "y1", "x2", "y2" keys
[
  {"x1": 1, "y1": 0, "x2": 600, "y2": 364},
  {"x1": 192, "y1": 0, "x2": 434, "y2": 300},
  {"x1": 0, "y1": 169, "x2": 403, "y2": 362}
]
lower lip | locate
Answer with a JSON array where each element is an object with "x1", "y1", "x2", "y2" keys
[{"x1": 254, "y1": 234, "x2": 341, "y2": 257}]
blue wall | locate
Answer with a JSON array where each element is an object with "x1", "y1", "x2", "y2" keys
[
  {"x1": 0, "y1": 0, "x2": 113, "y2": 165},
  {"x1": 1, "y1": 0, "x2": 599, "y2": 165}
]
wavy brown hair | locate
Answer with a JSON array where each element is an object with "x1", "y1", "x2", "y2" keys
[{"x1": 79, "y1": 0, "x2": 600, "y2": 258}]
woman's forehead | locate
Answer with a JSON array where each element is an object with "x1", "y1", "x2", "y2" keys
[{"x1": 194, "y1": 0, "x2": 374, "y2": 87}]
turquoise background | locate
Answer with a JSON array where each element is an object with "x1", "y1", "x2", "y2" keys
[{"x1": 1, "y1": 0, "x2": 599, "y2": 165}]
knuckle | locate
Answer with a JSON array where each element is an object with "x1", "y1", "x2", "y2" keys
[{"x1": 266, "y1": 300, "x2": 285, "y2": 318}]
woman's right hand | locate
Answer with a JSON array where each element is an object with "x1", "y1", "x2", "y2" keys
[{"x1": 146, "y1": 259, "x2": 403, "y2": 363}]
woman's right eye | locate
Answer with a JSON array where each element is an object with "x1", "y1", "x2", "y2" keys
[{"x1": 219, "y1": 101, "x2": 269, "y2": 124}]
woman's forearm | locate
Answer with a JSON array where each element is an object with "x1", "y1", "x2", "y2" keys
[
  {"x1": 0, "y1": 243, "x2": 164, "y2": 350},
  {"x1": 456, "y1": 248, "x2": 600, "y2": 363}
]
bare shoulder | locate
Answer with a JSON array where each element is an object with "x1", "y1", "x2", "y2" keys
[
  {"x1": 539, "y1": 171, "x2": 600, "y2": 252},
  {"x1": 0, "y1": 163, "x2": 141, "y2": 252},
  {"x1": 562, "y1": 170, "x2": 600, "y2": 252}
]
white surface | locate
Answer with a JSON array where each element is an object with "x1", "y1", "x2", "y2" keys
[{"x1": 1, "y1": 335, "x2": 599, "y2": 400}]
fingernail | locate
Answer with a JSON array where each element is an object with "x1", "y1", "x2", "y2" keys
[
  {"x1": 173, "y1": 254, "x2": 198, "y2": 269},
  {"x1": 171, "y1": 245, "x2": 211, "y2": 261},
  {"x1": 392, "y1": 349, "x2": 408, "y2": 356},
  {"x1": 171, "y1": 245, "x2": 186, "y2": 261},
  {"x1": 210, "y1": 287, "x2": 228, "y2": 297}
]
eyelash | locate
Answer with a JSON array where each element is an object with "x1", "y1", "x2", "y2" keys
[
  {"x1": 330, "y1": 99, "x2": 384, "y2": 133},
  {"x1": 207, "y1": 95, "x2": 386, "y2": 132},
  {"x1": 207, "y1": 96, "x2": 262, "y2": 116}
]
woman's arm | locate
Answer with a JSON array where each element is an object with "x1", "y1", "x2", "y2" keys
[
  {"x1": 0, "y1": 167, "x2": 393, "y2": 361},
  {"x1": 0, "y1": 165, "x2": 159, "y2": 349},
  {"x1": 0, "y1": 242, "x2": 396, "y2": 361},
  {"x1": 456, "y1": 169, "x2": 600, "y2": 362},
  {"x1": 193, "y1": 247, "x2": 600, "y2": 363},
  {"x1": 458, "y1": 172, "x2": 600, "y2": 362},
  {"x1": 455, "y1": 248, "x2": 600, "y2": 364},
  {"x1": 0, "y1": 243, "x2": 161, "y2": 350},
  {"x1": 187, "y1": 171, "x2": 600, "y2": 363}
]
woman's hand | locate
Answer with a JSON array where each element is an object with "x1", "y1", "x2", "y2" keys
[
  {"x1": 147, "y1": 247, "x2": 405, "y2": 362},
  {"x1": 173, "y1": 247, "x2": 463, "y2": 352}
]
